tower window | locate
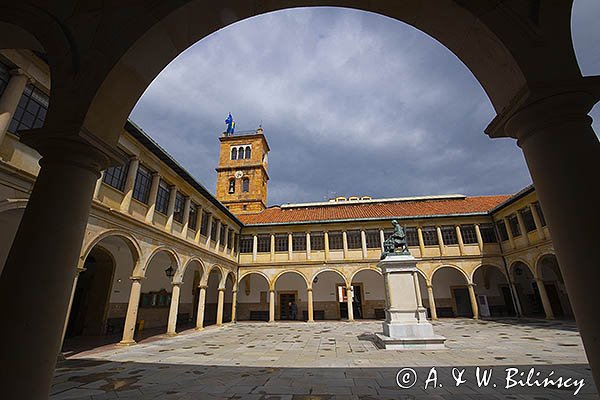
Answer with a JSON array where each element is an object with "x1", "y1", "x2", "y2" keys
[
  {"x1": 228, "y1": 178, "x2": 235, "y2": 194},
  {"x1": 245, "y1": 146, "x2": 251, "y2": 159},
  {"x1": 242, "y1": 178, "x2": 250, "y2": 192},
  {"x1": 231, "y1": 147, "x2": 238, "y2": 160}
]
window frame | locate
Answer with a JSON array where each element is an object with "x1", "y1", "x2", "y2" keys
[
  {"x1": 132, "y1": 164, "x2": 153, "y2": 204},
  {"x1": 155, "y1": 180, "x2": 170, "y2": 215},
  {"x1": 102, "y1": 163, "x2": 128, "y2": 192}
]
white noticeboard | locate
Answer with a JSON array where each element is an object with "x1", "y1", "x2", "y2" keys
[{"x1": 478, "y1": 294, "x2": 491, "y2": 317}]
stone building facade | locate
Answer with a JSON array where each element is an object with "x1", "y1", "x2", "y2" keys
[{"x1": 0, "y1": 49, "x2": 572, "y2": 349}]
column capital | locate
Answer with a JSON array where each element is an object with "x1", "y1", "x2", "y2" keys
[
  {"x1": 217, "y1": 287, "x2": 226, "y2": 292},
  {"x1": 467, "y1": 282, "x2": 476, "y2": 288},
  {"x1": 130, "y1": 275, "x2": 144, "y2": 281},
  {"x1": 171, "y1": 281, "x2": 183, "y2": 286},
  {"x1": 198, "y1": 284, "x2": 208, "y2": 289},
  {"x1": 20, "y1": 127, "x2": 128, "y2": 173},
  {"x1": 306, "y1": 287, "x2": 313, "y2": 292},
  {"x1": 9, "y1": 68, "x2": 34, "y2": 82},
  {"x1": 485, "y1": 80, "x2": 600, "y2": 144},
  {"x1": 426, "y1": 284, "x2": 433, "y2": 289}
]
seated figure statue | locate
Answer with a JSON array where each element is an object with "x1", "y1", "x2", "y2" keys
[{"x1": 381, "y1": 219, "x2": 411, "y2": 259}]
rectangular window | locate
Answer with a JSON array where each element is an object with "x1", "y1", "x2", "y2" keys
[
  {"x1": 188, "y1": 202, "x2": 198, "y2": 230},
  {"x1": 292, "y1": 233, "x2": 306, "y2": 251},
  {"x1": 173, "y1": 192, "x2": 185, "y2": 223},
  {"x1": 534, "y1": 201, "x2": 546, "y2": 226},
  {"x1": 240, "y1": 235, "x2": 253, "y2": 253},
  {"x1": 328, "y1": 231, "x2": 343, "y2": 250},
  {"x1": 9, "y1": 84, "x2": 49, "y2": 133},
  {"x1": 441, "y1": 226, "x2": 458, "y2": 245},
  {"x1": 405, "y1": 227, "x2": 419, "y2": 246},
  {"x1": 422, "y1": 226, "x2": 438, "y2": 246},
  {"x1": 365, "y1": 229, "x2": 381, "y2": 248},
  {"x1": 227, "y1": 230, "x2": 233, "y2": 249},
  {"x1": 257, "y1": 234, "x2": 270, "y2": 253},
  {"x1": 460, "y1": 225, "x2": 478, "y2": 244},
  {"x1": 480, "y1": 224, "x2": 497, "y2": 243},
  {"x1": 507, "y1": 214, "x2": 521, "y2": 237},
  {"x1": 210, "y1": 220, "x2": 218, "y2": 241},
  {"x1": 275, "y1": 234, "x2": 288, "y2": 252},
  {"x1": 520, "y1": 207, "x2": 536, "y2": 232},
  {"x1": 347, "y1": 230, "x2": 362, "y2": 249},
  {"x1": 132, "y1": 164, "x2": 152, "y2": 204},
  {"x1": 219, "y1": 224, "x2": 226, "y2": 245},
  {"x1": 155, "y1": 180, "x2": 170, "y2": 214},
  {"x1": 310, "y1": 232, "x2": 324, "y2": 250},
  {"x1": 233, "y1": 233, "x2": 239, "y2": 253},
  {"x1": 200, "y1": 211, "x2": 209, "y2": 236},
  {"x1": 102, "y1": 164, "x2": 128, "y2": 191},
  {"x1": 496, "y1": 220, "x2": 509, "y2": 241}
]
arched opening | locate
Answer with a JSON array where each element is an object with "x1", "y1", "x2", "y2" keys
[
  {"x1": 204, "y1": 267, "x2": 222, "y2": 326},
  {"x1": 137, "y1": 249, "x2": 178, "y2": 337},
  {"x1": 274, "y1": 271, "x2": 307, "y2": 321},
  {"x1": 231, "y1": 147, "x2": 238, "y2": 160},
  {"x1": 244, "y1": 146, "x2": 251, "y2": 159},
  {"x1": 65, "y1": 246, "x2": 115, "y2": 338},
  {"x1": 312, "y1": 269, "x2": 347, "y2": 320},
  {"x1": 180, "y1": 259, "x2": 204, "y2": 331},
  {"x1": 223, "y1": 272, "x2": 235, "y2": 323},
  {"x1": 510, "y1": 261, "x2": 543, "y2": 318},
  {"x1": 237, "y1": 272, "x2": 270, "y2": 321},
  {"x1": 0, "y1": 206, "x2": 24, "y2": 277},
  {"x1": 350, "y1": 269, "x2": 385, "y2": 320},
  {"x1": 472, "y1": 265, "x2": 516, "y2": 318},
  {"x1": 431, "y1": 266, "x2": 472, "y2": 318},
  {"x1": 537, "y1": 254, "x2": 574, "y2": 319}
]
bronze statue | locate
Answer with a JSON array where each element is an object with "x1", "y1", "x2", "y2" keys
[{"x1": 381, "y1": 220, "x2": 410, "y2": 259}]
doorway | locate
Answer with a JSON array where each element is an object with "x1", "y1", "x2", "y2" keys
[
  {"x1": 338, "y1": 284, "x2": 362, "y2": 319},
  {"x1": 545, "y1": 283, "x2": 564, "y2": 318},
  {"x1": 500, "y1": 285, "x2": 517, "y2": 316},
  {"x1": 452, "y1": 287, "x2": 473, "y2": 317},
  {"x1": 279, "y1": 292, "x2": 296, "y2": 320}
]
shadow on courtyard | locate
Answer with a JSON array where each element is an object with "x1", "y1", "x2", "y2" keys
[
  {"x1": 476, "y1": 317, "x2": 580, "y2": 332},
  {"x1": 51, "y1": 359, "x2": 598, "y2": 399}
]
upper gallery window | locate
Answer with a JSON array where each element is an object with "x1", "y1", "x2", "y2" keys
[
  {"x1": 132, "y1": 164, "x2": 153, "y2": 204},
  {"x1": 9, "y1": 84, "x2": 49, "y2": 132},
  {"x1": 103, "y1": 163, "x2": 128, "y2": 192}
]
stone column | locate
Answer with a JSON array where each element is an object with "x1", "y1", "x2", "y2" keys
[
  {"x1": 503, "y1": 217, "x2": 516, "y2": 249},
  {"x1": 216, "y1": 288, "x2": 225, "y2": 326},
  {"x1": 166, "y1": 282, "x2": 182, "y2": 336},
  {"x1": 145, "y1": 172, "x2": 160, "y2": 223},
  {"x1": 379, "y1": 229, "x2": 385, "y2": 252},
  {"x1": 436, "y1": 226, "x2": 445, "y2": 255},
  {"x1": 93, "y1": 171, "x2": 104, "y2": 200},
  {"x1": 269, "y1": 290, "x2": 276, "y2": 322},
  {"x1": 417, "y1": 226, "x2": 425, "y2": 257},
  {"x1": 120, "y1": 156, "x2": 139, "y2": 213},
  {"x1": 426, "y1": 284, "x2": 438, "y2": 320},
  {"x1": 252, "y1": 234, "x2": 258, "y2": 261},
  {"x1": 270, "y1": 233, "x2": 275, "y2": 260},
  {"x1": 181, "y1": 197, "x2": 191, "y2": 238},
  {"x1": 530, "y1": 204, "x2": 546, "y2": 240},
  {"x1": 215, "y1": 220, "x2": 222, "y2": 248},
  {"x1": 223, "y1": 227, "x2": 229, "y2": 254},
  {"x1": 307, "y1": 288, "x2": 314, "y2": 322},
  {"x1": 515, "y1": 210, "x2": 530, "y2": 245},
  {"x1": 324, "y1": 231, "x2": 330, "y2": 260},
  {"x1": 455, "y1": 225, "x2": 465, "y2": 255},
  {"x1": 120, "y1": 276, "x2": 143, "y2": 345},
  {"x1": 346, "y1": 286, "x2": 354, "y2": 321},
  {"x1": 0, "y1": 135, "x2": 118, "y2": 399},
  {"x1": 510, "y1": 282, "x2": 524, "y2": 316},
  {"x1": 342, "y1": 231, "x2": 348, "y2": 258},
  {"x1": 60, "y1": 268, "x2": 84, "y2": 348},
  {"x1": 288, "y1": 232, "x2": 293, "y2": 260},
  {"x1": 195, "y1": 285, "x2": 207, "y2": 330},
  {"x1": 474, "y1": 224, "x2": 484, "y2": 252},
  {"x1": 360, "y1": 230, "x2": 367, "y2": 258},
  {"x1": 165, "y1": 185, "x2": 177, "y2": 232},
  {"x1": 194, "y1": 206, "x2": 203, "y2": 243},
  {"x1": 0, "y1": 69, "x2": 29, "y2": 143},
  {"x1": 535, "y1": 279, "x2": 555, "y2": 320},
  {"x1": 306, "y1": 232, "x2": 311, "y2": 260},
  {"x1": 231, "y1": 289, "x2": 237, "y2": 323},
  {"x1": 205, "y1": 213, "x2": 213, "y2": 247},
  {"x1": 467, "y1": 283, "x2": 479, "y2": 320}
]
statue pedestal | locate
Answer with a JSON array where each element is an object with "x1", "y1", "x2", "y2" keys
[{"x1": 375, "y1": 254, "x2": 446, "y2": 350}]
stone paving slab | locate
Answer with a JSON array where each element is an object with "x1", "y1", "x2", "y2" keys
[{"x1": 51, "y1": 319, "x2": 598, "y2": 399}]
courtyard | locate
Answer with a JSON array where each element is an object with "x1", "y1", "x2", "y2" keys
[{"x1": 51, "y1": 319, "x2": 597, "y2": 399}]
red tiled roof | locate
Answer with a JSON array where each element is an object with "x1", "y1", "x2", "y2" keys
[{"x1": 238, "y1": 195, "x2": 511, "y2": 225}]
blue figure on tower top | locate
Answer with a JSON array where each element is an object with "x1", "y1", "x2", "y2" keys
[{"x1": 225, "y1": 113, "x2": 235, "y2": 135}]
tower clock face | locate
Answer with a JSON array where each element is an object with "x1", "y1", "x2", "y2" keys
[{"x1": 234, "y1": 171, "x2": 243, "y2": 179}]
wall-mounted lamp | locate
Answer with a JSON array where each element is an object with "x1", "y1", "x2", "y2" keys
[{"x1": 164, "y1": 265, "x2": 175, "y2": 278}]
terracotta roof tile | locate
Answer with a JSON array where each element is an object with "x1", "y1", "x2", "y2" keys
[{"x1": 238, "y1": 195, "x2": 510, "y2": 225}]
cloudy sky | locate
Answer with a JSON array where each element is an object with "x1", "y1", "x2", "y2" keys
[{"x1": 130, "y1": 2, "x2": 600, "y2": 206}]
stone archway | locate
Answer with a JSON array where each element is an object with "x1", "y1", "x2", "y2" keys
[
  {"x1": 179, "y1": 259, "x2": 204, "y2": 331},
  {"x1": 312, "y1": 269, "x2": 348, "y2": 320},
  {"x1": 273, "y1": 271, "x2": 308, "y2": 321},
  {"x1": 472, "y1": 264, "x2": 516, "y2": 318},
  {"x1": 203, "y1": 267, "x2": 222, "y2": 327},
  {"x1": 237, "y1": 272, "x2": 270, "y2": 321},
  {"x1": 350, "y1": 268, "x2": 385, "y2": 320},
  {"x1": 510, "y1": 261, "x2": 543, "y2": 318},
  {"x1": 537, "y1": 254, "x2": 574, "y2": 319},
  {"x1": 431, "y1": 266, "x2": 474, "y2": 318}
]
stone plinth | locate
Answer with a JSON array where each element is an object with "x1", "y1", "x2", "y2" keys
[{"x1": 375, "y1": 254, "x2": 446, "y2": 350}]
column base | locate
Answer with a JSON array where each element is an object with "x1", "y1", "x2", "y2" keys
[
  {"x1": 307, "y1": 320, "x2": 314, "y2": 323},
  {"x1": 117, "y1": 340, "x2": 137, "y2": 346},
  {"x1": 194, "y1": 327, "x2": 204, "y2": 331},
  {"x1": 166, "y1": 332, "x2": 178, "y2": 337}
]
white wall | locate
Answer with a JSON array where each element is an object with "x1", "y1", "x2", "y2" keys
[
  {"x1": 431, "y1": 267, "x2": 468, "y2": 297},
  {"x1": 238, "y1": 274, "x2": 269, "y2": 303}
]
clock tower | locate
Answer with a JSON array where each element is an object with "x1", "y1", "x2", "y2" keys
[{"x1": 215, "y1": 127, "x2": 270, "y2": 214}]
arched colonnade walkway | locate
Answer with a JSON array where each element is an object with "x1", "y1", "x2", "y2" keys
[{"x1": 0, "y1": 1, "x2": 598, "y2": 396}]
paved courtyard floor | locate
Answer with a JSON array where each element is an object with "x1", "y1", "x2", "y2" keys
[{"x1": 51, "y1": 319, "x2": 598, "y2": 399}]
